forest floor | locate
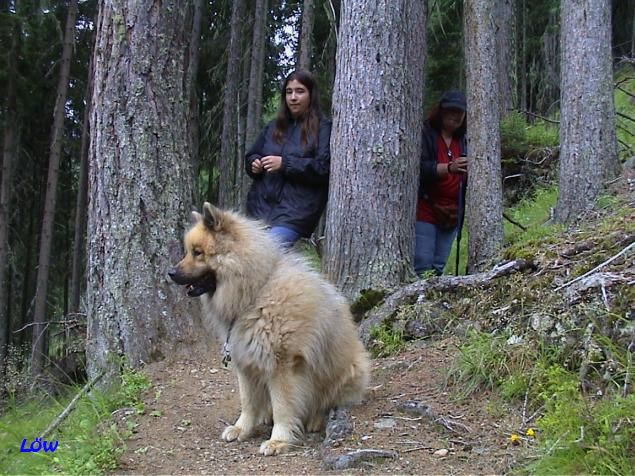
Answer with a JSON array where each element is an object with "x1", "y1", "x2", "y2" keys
[{"x1": 113, "y1": 338, "x2": 531, "y2": 475}]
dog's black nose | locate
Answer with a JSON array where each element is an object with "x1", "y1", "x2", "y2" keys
[{"x1": 168, "y1": 268, "x2": 177, "y2": 279}]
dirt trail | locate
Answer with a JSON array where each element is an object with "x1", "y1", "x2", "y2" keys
[{"x1": 114, "y1": 339, "x2": 529, "y2": 475}]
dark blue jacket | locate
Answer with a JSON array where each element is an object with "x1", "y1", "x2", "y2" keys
[{"x1": 245, "y1": 117, "x2": 332, "y2": 237}]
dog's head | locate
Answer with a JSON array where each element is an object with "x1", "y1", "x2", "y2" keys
[{"x1": 168, "y1": 202, "x2": 232, "y2": 297}]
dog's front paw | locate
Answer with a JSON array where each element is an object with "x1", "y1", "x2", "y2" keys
[
  {"x1": 222, "y1": 425, "x2": 246, "y2": 442},
  {"x1": 259, "y1": 439, "x2": 289, "y2": 456}
]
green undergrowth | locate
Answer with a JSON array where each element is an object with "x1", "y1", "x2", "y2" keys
[
  {"x1": 447, "y1": 330, "x2": 634, "y2": 475},
  {"x1": 372, "y1": 185, "x2": 633, "y2": 473},
  {"x1": 615, "y1": 65, "x2": 635, "y2": 160},
  {"x1": 445, "y1": 184, "x2": 561, "y2": 275},
  {"x1": 0, "y1": 368, "x2": 151, "y2": 475},
  {"x1": 369, "y1": 323, "x2": 406, "y2": 358}
]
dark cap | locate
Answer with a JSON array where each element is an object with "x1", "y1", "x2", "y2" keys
[{"x1": 440, "y1": 90, "x2": 467, "y2": 111}]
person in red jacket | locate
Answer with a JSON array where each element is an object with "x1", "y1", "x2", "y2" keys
[{"x1": 415, "y1": 90, "x2": 468, "y2": 276}]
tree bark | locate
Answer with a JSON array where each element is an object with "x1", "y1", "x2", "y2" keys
[
  {"x1": 31, "y1": 0, "x2": 79, "y2": 378},
  {"x1": 0, "y1": 9, "x2": 19, "y2": 375},
  {"x1": 325, "y1": 0, "x2": 426, "y2": 301},
  {"x1": 87, "y1": 0, "x2": 202, "y2": 386},
  {"x1": 495, "y1": 0, "x2": 515, "y2": 117},
  {"x1": 69, "y1": 47, "x2": 94, "y2": 317},
  {"x1": 297, "y1": 0, "x2": 315, "y2": 70},
  {"x1": 236, "y1": 10, "x2": 253, "y2": 211},
  {"x1": 242, "y1": 0, "x2": 268, "y2": 211},
  {"x1": 218, "y1": 0, "x2": 245, "y2": 209},
  {"x1": 464, "y1": 0, "x2": 504, "y2": 273},
  {"x1": 555, "y1": 0, "x2": 620, "y2": 223},
  {"x1": 187, "y1": 0, "x2": 203, "y2": 205},
  {"x1": 519, "y1": 0, "x2": 527, "y2": 117},
  {"x1": 245, "y1": 0, "x2": 268, "y2": 149}
]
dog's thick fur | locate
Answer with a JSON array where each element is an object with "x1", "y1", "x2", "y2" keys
[{"x1": 169, "y1": 203, "x2": 370, "y2": 456}]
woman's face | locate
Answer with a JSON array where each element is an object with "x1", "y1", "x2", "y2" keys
[
  {"x1": 441, "y1": 107, "x2": 466, "y2": 134},
  {"x1": 285, "y1": 79, "x2": 310, "y2": 118}
]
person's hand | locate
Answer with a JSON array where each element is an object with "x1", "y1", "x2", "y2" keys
[
  {"x1": 251, "y1": 158, "x2": 264, "y2": 174},
  {"x1": 449, "y1": 156, "x2": 468, "y2": 174},
  {"x1": 261, "y1": 155, "x2": 282, "y2": 172}
]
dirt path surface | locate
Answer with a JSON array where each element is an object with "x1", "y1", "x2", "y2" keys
[{"x1": 114, "y1": 339, "x2": 529, "y2": 475}]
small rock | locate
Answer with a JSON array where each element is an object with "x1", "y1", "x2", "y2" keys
[
  {"x1": 374, "y1": 417, "x2": 396, "y2": 429},
  {"x1": 433, "y1": 448, "x2": 449, "y2": 457}
]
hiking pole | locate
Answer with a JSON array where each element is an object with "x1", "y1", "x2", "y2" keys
[
  {"x1": 455, "y1": 153, "x2": 467, "y2": 276},
  {"x1": 455, "y1": 182, "x2": 462, "y2": 276}
]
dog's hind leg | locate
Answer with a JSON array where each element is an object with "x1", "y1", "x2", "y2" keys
[
  {"x1": 222, "y1": 371, "x2": 267, "y2": 442},
  {"x1": 305, "y1": 409, "x2": 327, "y2": 433},
  {"x1": 259, "y1": 368, "x2": 308, "y2": 456}
]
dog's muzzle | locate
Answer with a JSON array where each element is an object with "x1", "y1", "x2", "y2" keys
[{"x1": 168, "y1": 269, "x2": 217, "y2": 297}]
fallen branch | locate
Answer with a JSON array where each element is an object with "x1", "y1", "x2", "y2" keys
[
  {"x1": 397, "y1": 400, "x2": 472, "y2": 435},
  {"x1": 503, "y1": 213, "x2": 528, "y2": 231},
  {"x1": 554, "y1": 241, "x2": 634, "y2": 291},
  {"x1": 41, "y1": 370, "x2": 106, "y2": 439},
  {"x1": 323, "y1": 449, "x2": 398, "y2": 470},
  {"x1": 518, "y1": 110, "x2": 560, "y2": 124},
  {"x1": 617, "y1": 111, "x2": 635, "y2": 124},
  {"x1": 359, "y1": 259, "x2": 535, "y2": 345}
]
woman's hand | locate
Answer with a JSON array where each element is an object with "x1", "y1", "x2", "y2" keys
[
  {"x1": 261, "y1": 155, "x2": 282, "y2": 172},
  {"x1": 251, "y1": 158, "x2": 264, "y2": 174},
  {"x1": 449, "y1": 156, "x2": 468, "y2": 174}
]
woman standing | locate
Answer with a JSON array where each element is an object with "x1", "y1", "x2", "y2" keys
[
  {"x1": 415, "y1": 90, "x2": 468, "y2": 276},
  {"x1": 245, "y1": 70, "x2": 332, "y2": 248}
]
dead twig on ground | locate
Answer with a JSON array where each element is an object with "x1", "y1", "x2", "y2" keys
[
  {"x1": 554, "y1": 241, "x2": 634, "y2": 291},
  {"x1": 41, "y1": 369, "x2": 106, "y2": 439}
]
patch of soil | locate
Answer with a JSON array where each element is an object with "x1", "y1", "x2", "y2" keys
[{"x1": 114, "y1": 338, "x2": 531, "y2": 475}]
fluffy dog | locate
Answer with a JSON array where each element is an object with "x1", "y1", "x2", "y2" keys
[{"x1": 169, "y1": 203, "x2": 370, "y2": 456}]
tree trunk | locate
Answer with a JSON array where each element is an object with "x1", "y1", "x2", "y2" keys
[
  {"x1": 0, "y1": 13, "x2": 19, "y2": 375},
  {"x1": 69, "y1": 50, "x2": 94, "y2": 317},
  {"x1": 495, "y1": 0, "x2": 515, "y2": 117},
  {"x1": 218, "y1": 0, "x2": 245, "y2": 209},
  {"x1": 325, "y1": 0, "x2": 426, "y2": 301},
  {"x1": 555, "y1": 0, "x2": 619, "y2": 223},
  {"x1": 632, "y1": 2, "x2": 635, "y2": 58},
  {"x1": 541, "y1": 11, "x2": 559, "y2": 114},
  {"x1": 245, "y1": 0, "x2": 268, "y2": 149},
  {"x1": 519, "y1": 0, "x2": 527, "y2": 117},
  {"x1": 464, "y1": 0, "x2": 504, "y2": 273},
  {"x1": 236, "y1": 11, "x2": 253, "y2": 211},
  {"x1": 31, "y1": 0, "x2": 79, "y2": 378},
  {"x1": 297, "y1": 0, "x2": 315, "y2": 70},
  {"x1": 187, "y1": 0, "x2": 203, "y2": 205},
  {"x1": 87, "y1": 0, "x2": 202, "y2": 386}
]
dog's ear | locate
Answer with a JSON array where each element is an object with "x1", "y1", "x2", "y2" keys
[
  {"x1": 202, "y1": 202, "x2": 224, "y2": 231},
  {"x1": 191, "y1": 211, "x2": 203, "y2": 224}
]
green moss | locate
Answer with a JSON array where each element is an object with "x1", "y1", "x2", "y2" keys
[{"x1": 350, "y1": 288, "x2": 388, "y2": 318}]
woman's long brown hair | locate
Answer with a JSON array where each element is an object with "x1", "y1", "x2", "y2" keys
[{"x1": 273, "y1": 70, "x2": 322, "y2": 147}]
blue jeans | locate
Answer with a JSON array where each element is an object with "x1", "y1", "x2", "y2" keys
[
  {"x1": 268, "y1": 226, "x2": 301, "y2": 249},
  {"x1": 414, "y1": 221, "x2": 458, "y2": 276}
]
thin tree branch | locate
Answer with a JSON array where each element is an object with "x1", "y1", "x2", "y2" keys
[
  {"x1": 41, "y1": 369, "x2": 106, "y2": 439},
  {"x1": 554, "y1": 241, "x2": 635, "y2": 291},
  {"x1": 517, "y1": 110, "x2": 560, "y2": 124},
  {"x1": 616, "y1": 85, "x2": 634, "y2": 99},
  {"x1": 615, "y1": 76, "x2": 634, "y2": 88},
  {"x1": 503, "y1": 213, "x2": 528, "y2": 231},
  {"x1": 13, "y1": 320, "x2": 79, "y2": 334},
  {"x1": 617, "y1": 111, "x2": 635, "y2": 124}
]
